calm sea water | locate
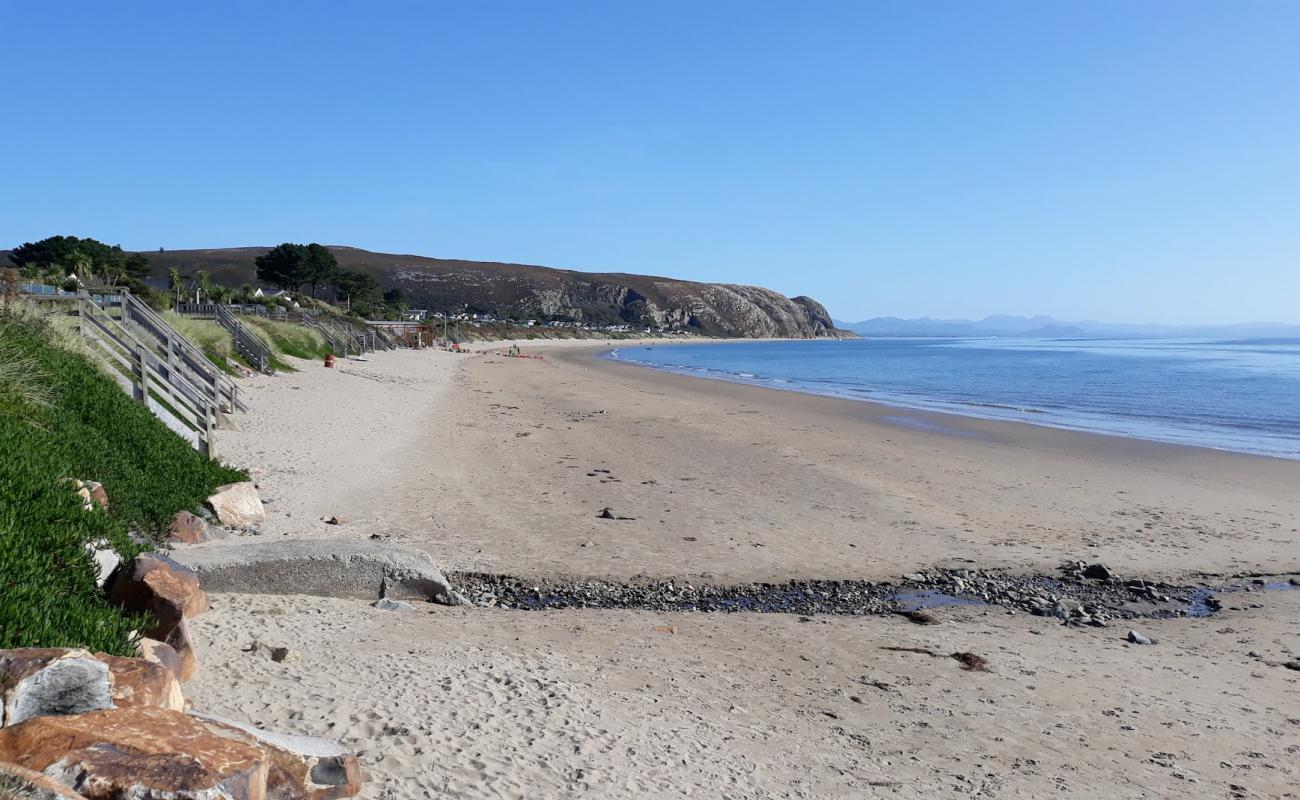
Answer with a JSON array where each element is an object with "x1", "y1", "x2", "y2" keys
[{"x1": 608, "y1": 338, "x2": 1300, "y2": 459}]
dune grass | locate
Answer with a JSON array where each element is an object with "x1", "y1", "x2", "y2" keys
[
  {"x1": 246, "y1": 317, "x2": 332, "y2": 365},
  {"x1": 162, "y1": 311, "x2": 235, "y2": 372},
  {"x1": 0, "y1": 309, "x2": 245, "y2": 654}
]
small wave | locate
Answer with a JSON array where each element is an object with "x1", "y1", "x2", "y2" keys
[{"x1": 957, "y1": 400, "x2": 1049, "y2": 414}]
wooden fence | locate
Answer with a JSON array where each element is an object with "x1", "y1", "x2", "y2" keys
[
  {"x1": 216, "y1": 305, "x2": 272, "y2": 373},
  {"x1": 75, "y1": 294, "x2": 233, "y2": 456}
]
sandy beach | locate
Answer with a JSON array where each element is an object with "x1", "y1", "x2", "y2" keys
[{"x1": 185, "y1": 342, "x2": 1300, "y2": 799}]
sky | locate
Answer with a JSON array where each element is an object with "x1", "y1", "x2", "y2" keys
[{"x1": 2, "y1": 1, "x2": 1298, "y2": 324}]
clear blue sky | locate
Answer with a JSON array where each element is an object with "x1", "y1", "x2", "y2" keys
[{"x1": 3, "y1": 1, "x2": 1298, "y2": 324}]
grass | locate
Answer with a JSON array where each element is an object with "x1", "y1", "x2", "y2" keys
[
  {"x1": 245, "y1": 317, "x2": 331, "y2": 366},
  {"x1": 162, "y1": 311, "x2": 235, "y2": 372},
  {"x1": 0, "y1": 307, "x2": 246, "y2": 655}
]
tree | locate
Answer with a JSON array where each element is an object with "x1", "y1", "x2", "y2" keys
[
  {"x1": 254, "y1": 243, "x2": 308, "y2": 292},
  {"x1": 302, "y1": 243, "x2": 338, "y2": 298},
  {"x1": 124, "y1": 252, "x2": 150, "y2": 282},
  {"x1": 195, "y1": 270, "x2": 212, "y2": 302},
  {"x1": 331, "y1": 269, "x2": 382, "y2": 314},
  {"x1": 168, "y1": 267, "x2": 184, "y2": 302},
  {"x1": 8, "y1": 236, "x2": 151, "y2": 286}
]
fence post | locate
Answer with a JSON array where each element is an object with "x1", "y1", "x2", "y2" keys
[{"x1": 134, "y1": 347, "x2": 147, "y2": 405}]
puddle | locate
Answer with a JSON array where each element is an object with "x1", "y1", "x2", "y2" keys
[{"x1": 893, "y1": 590, "x2": 985, "y2": 612}]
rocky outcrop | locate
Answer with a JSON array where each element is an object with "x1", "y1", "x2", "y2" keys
[
  {"x1": 136, "y1": 246, "x2": 853, "y2": 339},
  {"x1": 205, "y1": 482, "x2": 266, "y2": 528},
  {"x1": 169, "y1": 538, "x2": 455, "y2": 602}
]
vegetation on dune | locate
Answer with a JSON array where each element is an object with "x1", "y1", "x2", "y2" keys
[
  {"x1": 246, "y1": 317, "x2": 331, "y2": 363},
  {"x1": 162, "y1": 311, "x2": 235, "y2": 371},
  {"x1": 0, "y1": 308, "x2": 245, "y2": 654}
]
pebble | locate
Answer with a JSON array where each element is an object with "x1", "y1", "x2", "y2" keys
[
  {"x1": 450, "y1": 564, "x2": 1227, "y2": 622},
  {"x1": 1127, "y1": 630, "x2": 1154, "y2": 645}
]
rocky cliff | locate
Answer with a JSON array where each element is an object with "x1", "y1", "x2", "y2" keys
[{"x1": 132, "y1": 247, "x2": 849, "y2": 339}]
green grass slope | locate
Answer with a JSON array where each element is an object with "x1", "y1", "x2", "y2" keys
[{"x1": 0, "y1": 308, "x2": 245, "y2": 654}]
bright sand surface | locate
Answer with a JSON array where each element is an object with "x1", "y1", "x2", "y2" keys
[{"x1": 186, "y1": 342, "x2": 1300, "y2": 799}]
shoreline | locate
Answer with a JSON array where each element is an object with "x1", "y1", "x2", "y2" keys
[
  {"x1": 579, "y1": 338, "x2": 1300, "y2": 464},
  {"x1": 558, "y1": 341, "x2": 1300, "y2": 471}
]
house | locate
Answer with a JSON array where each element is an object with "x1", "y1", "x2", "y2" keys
[
  {"x1": 403, "y1": 309, "x2": 429, "y2": 321},
  {"x1": 252, "y1": 288, "x2": 293, "y2": 300}
]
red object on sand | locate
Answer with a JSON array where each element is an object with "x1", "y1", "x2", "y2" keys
[{"x1": 324, "y1": 354, "x2": 335, "y2": 368}]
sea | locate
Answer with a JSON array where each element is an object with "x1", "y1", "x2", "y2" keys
[{"x1": 607, "y1": 337, "x2": 1300, "y2": 460}]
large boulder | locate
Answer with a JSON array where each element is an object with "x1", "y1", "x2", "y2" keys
[
  {"x1": 106, "y1": 554, "x2": 207, "y2": 682},
  {"x1": 193, "y1": 712, "x2": 362, "y2": 800},
  {"x1": 205, "y1": 482, "x2": 266, "y2": 528},
  {"x1": 0, "y1": 708, "x2": 268, "y2": 800},
  {"x1": 169, "y1": 538, "x2": 455, "y2": 602},
  {"x1": 0, "y1": 707, "x2": 361, "y2": 800},
  {"x1": 106, "y1": 553, "x2": 208, "y2": 636},
  {"x1": 0, "y1": 650, "x2": 112, "y2": 728},
  {"x1": 96, "y1": 654, "x2": 184, "y2": 713}
]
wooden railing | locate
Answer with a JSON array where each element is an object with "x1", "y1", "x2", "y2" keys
[
  {"x1": 117, "y1": 290, "x2": 245, "y2": 413},
  {"x1": 75, "y1": 297, "x2": 222, "y2": 456},
  {"x1": 216, "y1": 305, "x2": 272, "y2": 373}
]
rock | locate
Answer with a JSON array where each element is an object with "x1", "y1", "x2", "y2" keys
[
  {"x1": 163, "y1": 622, "x2": 201, "y2": 682},
  {"x1": 1083, "y1": 563, "x2": 1115, "y2": 581},
  {"x1": 167, "y1": 511, "x2": 217, "y2": 545},
  {"x1": 1283, "y1": 660, "x2": 1300, "y2": 672},
  {"x1": 205, "y1": 481, "x2": 266, "y2": 528},
  {"x1": 191, "y1": 711, "x2": 362, "y2": 800},
  {"x1": 1247, "y1": 650, "x2": 1262, "y2": 658},
  {"x1": 168, "y1": 538, "x2": 455, "y2": 603},
  {"x1": 323, "y1": 516, "x2": 342, "y2": 525},
  {"x1": 0, "y1": 707, "x2": 268, "y2": 800},
  {"x1": 65, "y1": 479, "x2": 108, "y2": 512},
  {"x1": 371, "y1": 598, "x2": 415, "y2": 612},
  {"x1": 270, "y1": 648, "x2": 301, "y2": 664},
  {"x1": 0, "y1": 760, "x2": 89, "y2": 799},
  {"x1": 107, "y1": 554, "x2": 208, "y2": 622},
  {"x1": 243, "y1": 642, "x2": 301, "y2": 665},
  {"x1": 83, "y1": 541, "x2": 119, "y2": 589},
  {"x1": 95, "y1": 654, "x2": 184, "y2": 712},
  {"x1": 1127, "y1": 630, "x2": 1155, "y2": 645},
  {"x1": 135, "y1": 638, "x2": 184, "y2": 682},
  {"x1": 0, "y1": 650, "x2": 112, "y2": 728},
  {"x1": 106, "y1": 554, "x2": 209, "y2": 644},
  {"x1": 902, "y1": 573, "x2": 926, "y2": 583}
]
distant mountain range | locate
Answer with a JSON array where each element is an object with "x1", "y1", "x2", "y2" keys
[{"x1": 834, "y1": 314, "x2": 1300, "y2": 339}]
